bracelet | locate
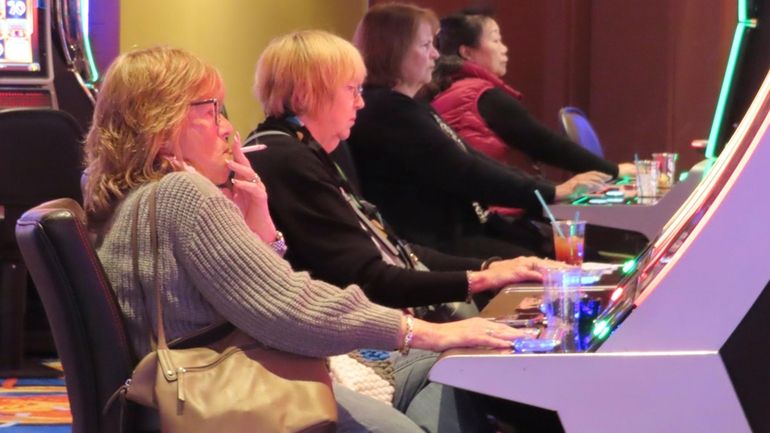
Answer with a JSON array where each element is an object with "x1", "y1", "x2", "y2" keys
[
  {"x1": 465, "y1": 270, "x2": 476, "y2": 303},
  {"x1": 480, "y1": 256, "x2": 502, "y2": 270},
  {"x1": 400, "y1": 315, "x2": 414, "y2": 355},
  {"x1": 270, "y1": 230, "x2": 287, "y2": 256}
]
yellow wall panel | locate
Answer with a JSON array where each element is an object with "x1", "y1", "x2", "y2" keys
[{"x1": 121, "y1": 0, "x2": 367, "y2": 136}]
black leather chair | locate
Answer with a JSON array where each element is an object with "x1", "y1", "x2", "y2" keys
[
  {"x1": 0, "y1": 108, "x2": 84, "y2": 370},
  {"x1": 15, "y1": 198, "x2": 137, "y2": 433},
  {"x1": 559, "y1": 106, "x2": 605, "y2": 157}
]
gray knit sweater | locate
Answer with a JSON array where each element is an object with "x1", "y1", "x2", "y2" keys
[{"x1": 94, "y1": 172, "x2": 402, "y2": 358}]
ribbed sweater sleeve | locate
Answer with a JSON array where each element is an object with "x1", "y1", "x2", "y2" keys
[{"x1": 97, "y1": 172, "x2": 402, "y2": 359}]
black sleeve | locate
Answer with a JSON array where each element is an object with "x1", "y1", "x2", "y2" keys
[
  {"x1": 248, "y1": 139, "x2": 470, "y2": 308},
  {"x1": 478, "y1": 88, "x2": 619, "y2": 177},
  {"x1": 360, "y1": 96, "x2": 557, "y2": 208},
  {"x1": 409, "y1": 244, "x2": 483, "y2": 271}
]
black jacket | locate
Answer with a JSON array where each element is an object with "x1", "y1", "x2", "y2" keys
[
  {"x1": 247, "y1": 116, "x2": 483, "y2": 308},
  {"x1": 478, "y1": 88, "x2": 619, "y2": 177},
  {"x1": 348, "y1": 85, "x2": 554, "y2": 251}
]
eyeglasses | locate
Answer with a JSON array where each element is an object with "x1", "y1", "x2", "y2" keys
[
  {"x1": 190, "y1": 98, "x2": 228, "y2": 126},
  {"x1": 345, "y1": 85, "x2": 364, "y2": 98}
]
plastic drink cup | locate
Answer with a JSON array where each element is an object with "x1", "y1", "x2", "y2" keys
[
  {"x1": 551, "y1": 220, "x2": 586, "y2": 265},
  {"x1": 652, "y1": 152, "x2": 678, "y2": 189},
  {"x1": 541, "y1": 266, "x2": 582, "y2": 331},
  {"x1": 634, "y1": 160, "x2": 659, "y2": 198}
]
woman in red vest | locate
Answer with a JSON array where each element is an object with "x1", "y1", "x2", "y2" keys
[{"x1": 427, "y1": 8, "x2": 635, "y2": 178}]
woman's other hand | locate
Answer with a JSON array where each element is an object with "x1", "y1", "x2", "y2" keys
[
  {"x1": 617, "y1": 162, "x2": 637, "y2": 178},
  {"x1": 554, "y1": 170, "x2": 610, "y2": 201},
  {"x1": 220, "y1": 133, "x2": 278, "y2": 242},
  {"x1": 410, "y1": 317, "x2": 531, "y2": 352},
  {"x1": 466, "y1": 256, "x2": 548, "y2": 295}
]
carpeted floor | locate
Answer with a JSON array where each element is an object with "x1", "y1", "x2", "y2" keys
[{"x1": 0, "y1": 375, "x2": 71, "y2": 432}]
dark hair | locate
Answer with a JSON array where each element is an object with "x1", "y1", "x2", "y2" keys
[
  {"x1": 419, "y1": 7, "x2": 495, "y2": 101},
  {"x1": 353, "y1": 2, "x2": 439, "y2": 88},
  {"x1": 437, "y1": 7, "x2": 494, "y2": 56}
]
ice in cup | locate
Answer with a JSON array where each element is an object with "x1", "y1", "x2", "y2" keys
[
  {"x1": 551, "y1": 220, "x2": 586, "y2": 265},
  {"x1": 541, "y1": 266, "x2": 583, "y2": 331},
  {"x1": 652, "y1": 152, "x2": 678, "y2": 189},
  {"x1": 634, "y1": 159, "x2": 659, "y2": 198}
]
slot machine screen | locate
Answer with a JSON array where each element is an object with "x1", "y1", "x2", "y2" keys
[{"x1": 0, "y1": 0, "x2": 50, "y2": 82}]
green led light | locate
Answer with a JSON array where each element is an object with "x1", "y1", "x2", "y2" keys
[
  {"x1": 622, "y1": 259, "x2": 637, "y2": 274},
  {"x1": 678, "y1": 171, "x2": 689, "y2": 182},
  {"x1": 615, "y1": 176, "x2": 633, "y2": 186},
  {"x1": 705, "y1": 0, "x2": 755, "y2": 158},
  {"x1": 572, "y1": 195, "x2": 591, "y2": 205},
  {"x1": 737, "y1": 0, "x2": 748, "y2": 21},
  {"x1": 81, "y1": 0, "x2": 100, "y2": 83},
  {"x1": 598, "y1": 325, "x2": 612, "y2": 339},
  {"x1": 592, "y1": 320, "x2": 609, "y2": 337}
]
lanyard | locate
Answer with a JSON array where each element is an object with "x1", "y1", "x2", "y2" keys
[
  {"x1": 430, "y1": 112, "x2": 490, "y2": 224},
  {"x1": 255, "y1": 119, "x2": 427, "y2": 271}
]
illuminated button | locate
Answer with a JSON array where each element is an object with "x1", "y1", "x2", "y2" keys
[
  {"x1": 610, "y1": 287, "x2": 624, "y2": 302},
  {"x1": 622, "y1": 259, "x2": 637, "y2": 274},
  {"x1": 605, "y1": 189, "x2": 624, "y2": 197},
  {"x1": 592, "y1": 320, "x2": 611, "y2": 338},
  {"x1": 512, "y1": 338, "x2": 560, "y2": 353},
  {"x1": 588, "y1": 198, "x2": 608, "y2": 205}
]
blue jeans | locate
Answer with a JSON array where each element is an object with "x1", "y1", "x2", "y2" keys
[{"x1": 335, "y1": 350, "x2": 493, "y2": 433}]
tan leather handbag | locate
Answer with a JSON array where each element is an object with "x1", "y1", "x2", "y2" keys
[{"x1": 122, "y1": 182, "x2": 337, "y2": 433}]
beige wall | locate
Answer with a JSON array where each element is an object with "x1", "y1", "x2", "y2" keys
[{"x1": 121, "y1": 0, "x2": 368, "y2": 136}]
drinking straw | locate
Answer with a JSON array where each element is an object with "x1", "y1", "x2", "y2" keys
[
  {"x1": 634, "y1": 153, "x2": 640, "y2": 164},
  {"x1": 573, "y1": 211, "x2": 580, "y2": 237},
  {"x1": 535, "y1": 189, "x2": 564, "y2": 238}
]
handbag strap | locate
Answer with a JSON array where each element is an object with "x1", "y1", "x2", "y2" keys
[
  {"x1": 131, "y1": 183, "x2": 236, "y2": 352},
  {"x1": 130, "y1": 182, "x2": 170, "y2": 350},
  {"x1": 130, "y1": 185, "x2": 155, "y2": 350},
  {"x1": 146, "y1": 183, "x2": 170, "y2": 350}
]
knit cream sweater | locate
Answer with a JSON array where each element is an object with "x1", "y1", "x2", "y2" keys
[{"x1": 94, "y1": 172, "x2": 402, "y2": 358}]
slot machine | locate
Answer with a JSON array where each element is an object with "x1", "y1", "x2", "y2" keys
[
  {"x1": 430, "y1": 68, "x2": 770, "y2": 433},
  {"x1": 550, "y1": 159, "x2": 710, "y2": 241},
  {"x1": 0, "y1": 0, "x2": 97, "y2": 128},
  {"x1": 0, "y1": 0, "x2": 55, "y2": 108},
  {"x1": 549, "y1": 0, "x2": 769, "y2": 245}
]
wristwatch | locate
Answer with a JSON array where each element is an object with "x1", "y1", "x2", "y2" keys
[{"x1": 270, "y1": 230, "x2": 287, "y2": 256}]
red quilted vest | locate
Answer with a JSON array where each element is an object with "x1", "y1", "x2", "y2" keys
[
  {"x1": 432, "y1": 61, "x2": 523, "y2": 167},
  {"x1": 432, "y1": 62, "x2": 528, "y2": 217}
]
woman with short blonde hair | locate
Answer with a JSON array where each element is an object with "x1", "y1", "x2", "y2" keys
[
  {"x1": 255, "y1": 30, "x2": 365, "y2": 117},
  {"x1": 248, "y1": 30, "x2": 544, "y2": 433}
]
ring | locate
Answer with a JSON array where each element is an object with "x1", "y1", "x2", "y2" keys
[
  {"x1": 485, "y1": 328, "x2": 494, "y2": 337},
  {"x1": 249, "y1": 177, "x2": 259, "y2": 184}
]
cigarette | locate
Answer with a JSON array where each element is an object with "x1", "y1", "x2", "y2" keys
[{"x1": 241, "y1": 144, "x2": 267, "y2": 153}]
